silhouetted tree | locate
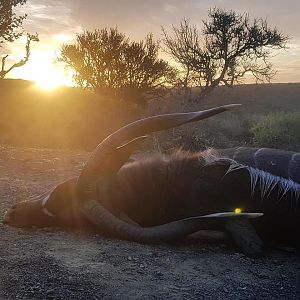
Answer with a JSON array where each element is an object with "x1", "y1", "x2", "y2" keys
[
  {"x1": 0, "y1": 0, "x2": 26, "y2": 44},
  {"x1": 0, "y1": 0, "x2": 39, "y2": 79},
  {"x1": 0, "y1": 33, "x2": 38, "y2": 79},
  {"x1": 163, "y1": 8, "x2": 288, "y2": 100},
  {"x1": 59, "y1": 28, "x2": 175, "y2": 103}
]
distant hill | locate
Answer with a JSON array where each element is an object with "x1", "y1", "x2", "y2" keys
[{"x1": 0, "y1": 79, "x2": 299, "y2": 150}]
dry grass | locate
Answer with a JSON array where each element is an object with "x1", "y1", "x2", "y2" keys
[{"x1": 0, "y1": 79, "x2": 299, "y2": 151}]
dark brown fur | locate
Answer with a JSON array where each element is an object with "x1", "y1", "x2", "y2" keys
[{"x1": 4, "y1": 148, "x2": 300, "y2": 245}]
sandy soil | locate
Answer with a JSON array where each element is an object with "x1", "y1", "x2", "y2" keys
[{"x1": 0, "y1": 145, "x2": 299, "y2": 300}]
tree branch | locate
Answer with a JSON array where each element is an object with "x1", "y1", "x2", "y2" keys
[{"x1": 0, "y1": 33, "x2": 39, "y2": 79}]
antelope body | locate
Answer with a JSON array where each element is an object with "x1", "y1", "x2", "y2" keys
[{"x1": 3, "y1": 105, "x2": 300, "y2": 255}]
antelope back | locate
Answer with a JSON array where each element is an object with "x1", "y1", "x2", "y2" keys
[{"x1": 219, "y1": 147, "x2": 300, "y2": 184}]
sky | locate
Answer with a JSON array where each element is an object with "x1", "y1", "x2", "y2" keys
[{"x1": 2, "y1": 0, "x2": 300, "y2": 86}]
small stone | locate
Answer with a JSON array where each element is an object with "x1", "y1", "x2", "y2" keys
[{"x1": 155, "y1": 270, "x2": 163, "y2": 277}]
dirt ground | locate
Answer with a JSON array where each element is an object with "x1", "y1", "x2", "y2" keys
[{"x1": 0, "y1": 145, "x2": 299, "y2": 300}]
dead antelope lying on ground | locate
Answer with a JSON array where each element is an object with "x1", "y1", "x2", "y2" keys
[{"x1": 3, "y1": 105, "x2": 300, "y2": 257}]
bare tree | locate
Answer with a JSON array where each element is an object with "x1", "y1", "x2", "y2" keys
[
  {"x1": 162, "y1": 19, "x2": 201, "y2": 100},
  {"x1": 163, "y1": 8, "x2": 288, "y2": 100},
  {"x1": 0, "y1": 33, "x2": 38, "y2": 79},
  {"x1": 59, "y1": 28, "x2": 175, "y2": 103},
  {"x1": 0, "y1": 0, "x2": 39, "y2": 79}
]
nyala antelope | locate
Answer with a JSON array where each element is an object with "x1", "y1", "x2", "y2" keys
[{"x1": 3, "y1": 104, "x2": 300, "y2": 257}]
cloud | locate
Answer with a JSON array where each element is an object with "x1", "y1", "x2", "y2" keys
[
  {"x1": 18, "y1": 0, "x2": 82, "y2": 39},
  {"x1": 16, "y1": 0, "x2": 300, "y2": 41},
  {"x1": 68, "y1": 0, "x2": 212, "y2": 38},
  {"x1": 66, "y1": 0, "x2": 300, "y2": 39}
]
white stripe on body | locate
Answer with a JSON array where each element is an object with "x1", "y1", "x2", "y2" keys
[
  {"x1": 288, "y1": 153, "x2": 298, "y2": 180},
  {"x1": 225, "y1": 161, "x2": 300, "y2": 210},
  {"x1": 41, "y1": 194, "x2": 55, "y2": 217},
  {"x1": 253, "y1": 148, "x2": 265, "y2": 168}
]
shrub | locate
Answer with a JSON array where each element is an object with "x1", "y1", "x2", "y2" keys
[
  {"x1": 59, "y1": 29, "x2": 175, "y2": 103},
  {"x1": 250, "y1": 111, "x2": 300, "y2": 151}
]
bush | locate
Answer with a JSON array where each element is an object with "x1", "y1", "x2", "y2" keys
[
  {"x1": 59, "y1": 29, "x2": 175, "y2": 103},
  {"x1": 250, "y1": 111, "x2": 300, "y2": 151}
]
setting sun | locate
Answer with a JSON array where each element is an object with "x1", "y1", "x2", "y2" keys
[
  {"x1": 9, "y1": 48, "x2": 74, "y2": 89},
  {"x1": 35, "y1": 80, "x2": 61, "y2": 90},
  {"x1": 34, "y1": 69, "x2": 63, "y2": 90}
]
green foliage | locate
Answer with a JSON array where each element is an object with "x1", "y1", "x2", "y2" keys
[
  {"x1": 59, "y1": 28, "x2": 175, "y2": 103},
  {"x1": 250, "y1": 112, "x2": 300, "y2": 151}
]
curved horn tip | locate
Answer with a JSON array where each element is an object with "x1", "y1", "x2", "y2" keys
[
  {"x1": 117, "y1": 135, "x2": 148, "y2": 149},
  {"x1": 223, "y1": 104, "x2": 242, "y2": 110}
]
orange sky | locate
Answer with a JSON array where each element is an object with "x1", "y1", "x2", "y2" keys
[{"x1": 2, "y1": 0, "x2": 300, "y2": 86}]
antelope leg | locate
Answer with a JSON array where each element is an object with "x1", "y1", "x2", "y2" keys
[{"x1": 225, "y1": 219, "x2": 266, "y2": 258}]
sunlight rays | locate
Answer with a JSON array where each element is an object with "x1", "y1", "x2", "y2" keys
[{"x1": 8, "y1": 47, "x2": 74, "y2": 90}]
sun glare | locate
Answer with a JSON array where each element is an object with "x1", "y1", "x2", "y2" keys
[
  {"x1": 35, "y1": 74, "x2": 62, "y2": 90},
  {"x1": 10, "y1": 49, "x2": 74, "y2": 90},
  {"x1": 32, "y1": 59, "x2": 75, "y2": 90}
]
